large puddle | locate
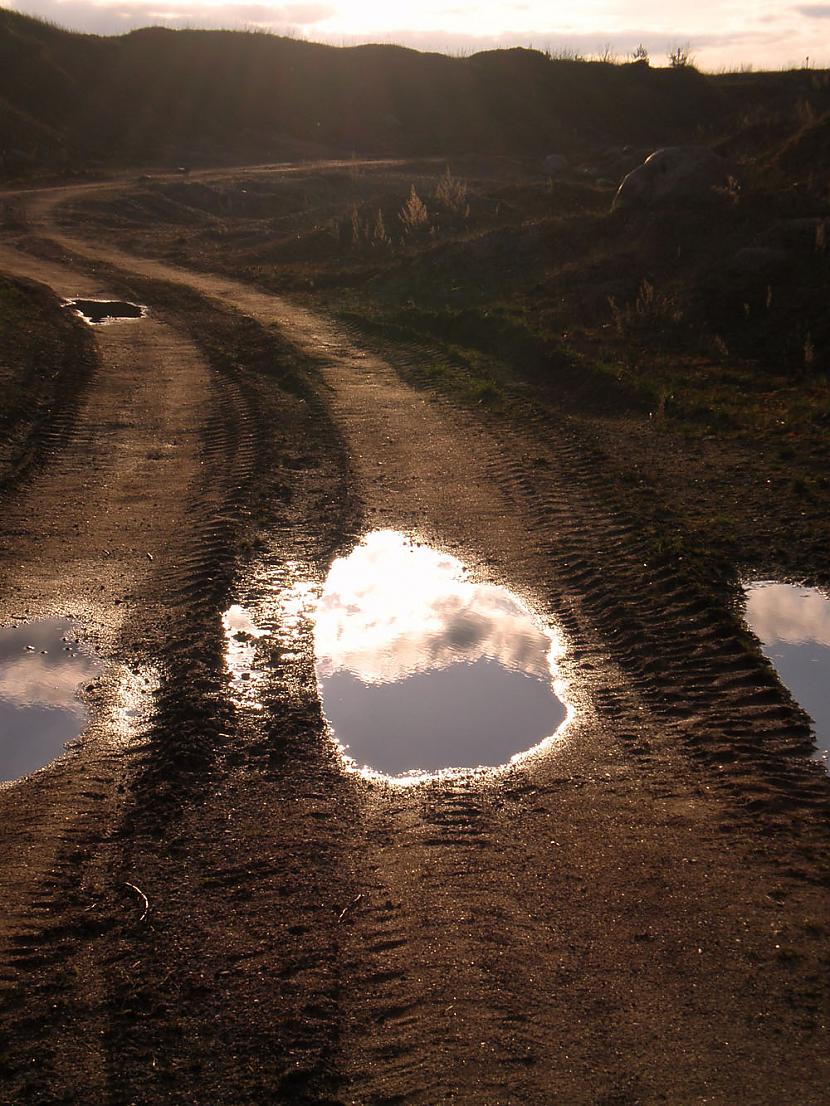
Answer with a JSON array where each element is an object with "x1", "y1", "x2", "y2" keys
[
  {"x1": 0, "y1": 619, "x2": 101, "y2": 782},
  {"x1": 64, "y1": 299, "x2": 146, "y2": 324},
  {"x1": 744, "y1": 582, "x2": 830, "y2": 769},
  {"x1": 314, "y1": 531, "x2": 569, "y2": 781}
]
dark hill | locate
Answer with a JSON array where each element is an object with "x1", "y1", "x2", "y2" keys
[{"x1": 0, "y1": 7, "x2": 827, "y2": 178}]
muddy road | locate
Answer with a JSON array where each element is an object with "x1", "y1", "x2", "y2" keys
[{"x1": 0, "y1": 171, "x2": 828, "y2": 1105}]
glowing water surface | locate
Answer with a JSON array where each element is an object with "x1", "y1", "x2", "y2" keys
[
  {"x1": 222, "y1": 603, "x2": 268, "y2": 700},
  {"x1": 64, "y1": 299, "x2": 146, "y2": 325},
  {"x1": 314, "y1": 531, "x2": 569, "y2": 780},
  {"x1": 744, "y1": 582, "x2": 830, "y2": 769},
  {"x1": 0, "y1": 619, "x2": 101, "y2": 782}
]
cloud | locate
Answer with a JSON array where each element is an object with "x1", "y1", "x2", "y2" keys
[
  {"x1": 225, "y1": 2, "x2": 333, "y2": 22},
  {"x1": 9, "y1": 0, "x2": 830, "y2": 66},
  {"x1": 11, "y1": 0, "x2": 334, "y2": 33}
]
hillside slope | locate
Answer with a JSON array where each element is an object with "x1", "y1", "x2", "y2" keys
[
  {"x1": 0, "y1": 8, "x2": 720, "y2": 175},
  {"x1": 0, "y1": 7, "x2": 828, "y2": 178}
]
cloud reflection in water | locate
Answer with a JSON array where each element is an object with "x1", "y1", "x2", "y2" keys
[
  {"x1": 314, "y1": 531, "x2": 568, "y2": 779},
  {"x1": 0, "y1": 618, "x2": 100, "y2": 781},
  {"x1": 744, "y1": 582, "x2": 830, "y2": 768}
]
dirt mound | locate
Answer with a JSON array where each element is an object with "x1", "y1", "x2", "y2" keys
[
  {"x1": 776, "y1": 110, "x2": 830, "y2": 185},
  {"x1": 5, "y1": 9, "x2": 825, "y2": 179}
]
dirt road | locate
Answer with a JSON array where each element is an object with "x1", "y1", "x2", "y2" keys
[{"x1": 0, "y1": 171, "x2": 828, "y2": 1105}]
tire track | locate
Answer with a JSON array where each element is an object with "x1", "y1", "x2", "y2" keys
[
  {"x1": 1, "y1": 175, "x2": 827, "y2": 1105},
  {"x1": 0, "y1": 246, "x2": 224, "y2": 1101}
]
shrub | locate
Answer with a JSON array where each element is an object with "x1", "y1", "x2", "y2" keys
[
  {"x1": 631, "y1": 43, "x2": 650, "y2": 65},
  {"x1": 371, "y1": 209, "x2": 389, "y2": 247},
  {"x1": 399, "y1": 185, "x2": 430, "y2": 235},
  {"x1": 668, "y1": 42, "x2": 695, "y2": 68},
  {"x1": 434, "y1": 167, "x2": 469, "y2": 217}
]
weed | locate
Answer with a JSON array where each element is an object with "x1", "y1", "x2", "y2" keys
[
  {"x1": 343, "y1": 204, "x2": 391, "y2": 249},
  {"x1": 468, "y1": 378, "x2": 500, "y2": 403},
  {"x1": 594, "y1": 44, "x2": 618, "y2": 64},
  {"x1": 630, "y1": 43, "x2": 650, "y2": 65},
  {"x1": 668, "y1": 42, "x2": 695, "y2": 69},
  {"x1": 608, "y1": 279, "x2": 682, "y2": 333},
  {"x1": 607, "y1": 295, "x2": 625, "y2": 335},
  {"x1": 372, "y1": 208, "x2": 390, "y2": 247},
  {"x1": 434, "y1": 167, "x2": 469, "y2": 218},
  {"x1": 399, "y1": 185, "x2": 430, "y2": 236}
]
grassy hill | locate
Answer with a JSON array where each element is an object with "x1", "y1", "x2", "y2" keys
[{"x1": 1, "y1": 7, "x2": 828, "y2": 179}]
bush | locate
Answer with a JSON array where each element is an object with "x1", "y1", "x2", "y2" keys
[{"x1": 399, "y1": 185, "x2": 430, "y2": 236}]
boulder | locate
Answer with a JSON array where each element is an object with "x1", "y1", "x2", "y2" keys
[{"x1": 612, "y1": 146, "x2": 736, "y2": 212}]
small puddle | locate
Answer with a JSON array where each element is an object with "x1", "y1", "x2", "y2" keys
[
  {"x1": 314, "y1": 531, "x2": 569, "y2": 781},
  {"x1": 64, "y1": 299, "x2": 146, "y2": 324},
  {"x1": 744, "y1": 582, "x2": 830, "y2": 769},
  {"x1": 222, "y1": 603, "x2": 268, "y2": 693},
  {"x1": 0, "y1": 619, "x2": 101, "y2": 782}
]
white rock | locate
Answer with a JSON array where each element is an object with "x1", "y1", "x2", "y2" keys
[{"x1": 612, "y1": 146, "x2": 736, "y2": 212}]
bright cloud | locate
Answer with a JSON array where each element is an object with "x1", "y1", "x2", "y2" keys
[{"x1": 8, "y1": 0, "x2": 830, "y2": 67}]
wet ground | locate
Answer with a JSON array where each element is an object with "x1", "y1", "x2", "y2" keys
[{"x1": 0, "y1": 167, "x2": 827, "y2": 1106}]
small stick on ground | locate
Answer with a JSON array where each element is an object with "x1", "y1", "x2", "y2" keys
[
  {"x1": 124, "y1": 881, "x2": 150, "y2": 922},
  {"x1": 337, "y1": 894, "x2": 363, "y2": 923}
]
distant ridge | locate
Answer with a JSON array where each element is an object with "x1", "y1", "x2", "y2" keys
[{"x1": 0, "y1": 7, "x2": 825, "y2": 177}]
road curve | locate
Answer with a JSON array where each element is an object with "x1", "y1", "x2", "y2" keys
[{"x1": 0, "y1": 172, "x2": 827, "y2": 1106}]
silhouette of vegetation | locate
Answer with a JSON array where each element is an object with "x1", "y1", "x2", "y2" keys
[
  {"x1": 4, "y1": 8, "x2": 825, "y2": 179},
  {"x1": 398, "y1": 185, "x2": 430, "y2": 235},
  {"x1": 669, "y1": 43, "x2": 695, "y2": 69},
  {"x1": 434, "y1": 167, "x2": 470, "y2": 218}
]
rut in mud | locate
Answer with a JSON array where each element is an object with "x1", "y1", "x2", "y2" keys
[{"x1": 0, "y1": 173, "x2": 828, "y2": 1106}]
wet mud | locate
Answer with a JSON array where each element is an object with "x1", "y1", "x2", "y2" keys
[
  {"x1": 65, "y1": 297, "x2": 146, "y2": 324},
  {"x1": 0, "y1": 170, "x2": 827, "y2": 1106}
]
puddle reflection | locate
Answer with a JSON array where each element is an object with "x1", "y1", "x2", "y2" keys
[
  {"x1": 0, "y1": 619, "x2": 101, "y2": 781},
  {"x1": 315, "y1": 531, "x2": 569, "y2": 780},
  {"x1": 744, "y1": 582, "x2": 830, "y2": 768},
  {"x1": 64, "y1": 299, "x2": 146, "y2": 325},
  {"x1": 222, "y1": 604, "x2": 268, "y2": 699}
]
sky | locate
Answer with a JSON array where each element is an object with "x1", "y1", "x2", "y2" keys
[{"x1": 7, "y1": 0, "x2": 830, "y2": 70}]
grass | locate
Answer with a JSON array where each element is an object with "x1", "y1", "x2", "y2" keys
[{"x1": 57, "y1": 149, "x2": 830, "y2": 592}]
